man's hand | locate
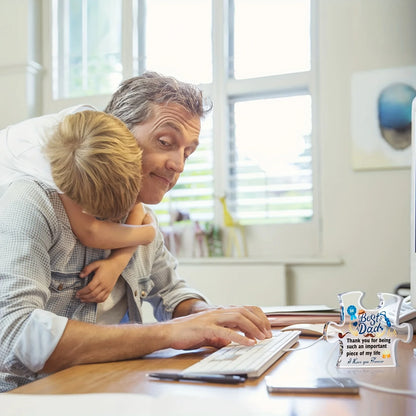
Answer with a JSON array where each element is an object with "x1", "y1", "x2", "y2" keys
[
  {"x1": 42, "y1": 303, "x2": 272, "y2": 373},
  {"x1": 77, "y1": 259, "x2": 122, "y2": 303},
  {"x1": 165, "y1": 306, "x2": 272, "y2": 350}
]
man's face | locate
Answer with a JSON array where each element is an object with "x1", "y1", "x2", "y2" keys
[{"x1": 132, "y1": 104, "x2": 201, "y2": 205}]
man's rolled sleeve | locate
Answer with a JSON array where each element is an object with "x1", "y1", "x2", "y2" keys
[{"x1": 11, "y1": 309, "x2": 68, "y2": 373}]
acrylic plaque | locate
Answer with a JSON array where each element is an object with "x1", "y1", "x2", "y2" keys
[{"x1": 324, "y1": 291, "x2": 412, "y2": 368}]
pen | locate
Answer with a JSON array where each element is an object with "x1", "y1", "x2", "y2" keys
[{"x1": 148, "y1": 372, "x2": 246, "y2": 384}]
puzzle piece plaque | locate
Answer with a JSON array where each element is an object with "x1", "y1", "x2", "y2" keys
[{"x1": 324, "y1": 291, "x2": 413, "y2": 368}]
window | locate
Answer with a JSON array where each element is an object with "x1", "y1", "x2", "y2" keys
[
  {"x1": 231, "y1": 95, "x2": 312, "y2": 224},
  {"x1": 44, "y1": 0, "x2": 319, "y2": 257},
  {"x1": 233, "y1": 0, "x2": 310, "y2": 78},
  {"x1": 51, "y1": 0, "x2": 123, "y2": 99},
  {"x1": 145, "y1": 0, "x2": 212, "y2": 84}
]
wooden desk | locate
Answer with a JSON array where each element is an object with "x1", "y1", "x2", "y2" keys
[{"x1": 11, "y1": 335, "x2": 416, "y2": 415}]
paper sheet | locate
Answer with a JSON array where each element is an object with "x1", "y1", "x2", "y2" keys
[
  {"x1": 1, "y1": 392, "x2": 287, "y2": 416},
  {"x1": 1, "y1": 393, "x2": 152, "y2": 416},
  {"x1": 261, "y1": 304, "x2": 337, "y2": 315}
]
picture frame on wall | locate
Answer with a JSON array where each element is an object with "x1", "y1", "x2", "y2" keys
[{"x1": 351, "y1": 65, "x2": 416, "y2": 171}]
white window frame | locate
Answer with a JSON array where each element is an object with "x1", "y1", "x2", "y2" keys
[{"x1": 41, "y1": 0, "x2": 321, "y2": 258}]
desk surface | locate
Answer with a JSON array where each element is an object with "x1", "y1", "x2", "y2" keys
[{"x1": 11, "y1": 334, "x2": 416, "y2": 415}]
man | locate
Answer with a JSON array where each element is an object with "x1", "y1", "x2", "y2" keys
[{"x1": 0, "y1": 72, "x2": 271, "y2": 392}]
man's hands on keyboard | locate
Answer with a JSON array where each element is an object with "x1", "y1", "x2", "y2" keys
[
  {"x1": 182, "y1": 330, "x2": 301, "y2": 378},
  {"x1": 166, "y1": 305, "x2": 273, "y2": 351}
]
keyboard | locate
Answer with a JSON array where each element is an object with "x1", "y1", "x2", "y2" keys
[{"x1": 182, "y1": 330, "x2": 300, "y2": 379}]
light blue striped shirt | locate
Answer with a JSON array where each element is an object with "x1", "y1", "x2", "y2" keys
[{"x1": 0, "y1": 179, "x2": 205, "y2": 392}]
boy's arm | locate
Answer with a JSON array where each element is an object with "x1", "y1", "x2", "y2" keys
[
  {"x1": 76, "y1": 246, "x2": 137, "y2": 303},
  {"x1": 76, "y1": 203, "x2": 152, "y2": 303},
  {"x1": 59, "y1": 194, "x2": 156, "y2": 249}
]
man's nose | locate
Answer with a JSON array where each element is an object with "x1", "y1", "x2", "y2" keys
[{"x1": 167, "y1": 152, "x2": 185, "y2": 173}]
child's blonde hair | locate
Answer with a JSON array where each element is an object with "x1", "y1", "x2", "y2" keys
[{"x1": 44, "y1": 110, "x2": 142, "y2": 221}]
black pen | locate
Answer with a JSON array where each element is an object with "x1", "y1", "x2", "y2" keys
[{"x1": 148, "y1": 372, "x2": 246, "y2": 384}]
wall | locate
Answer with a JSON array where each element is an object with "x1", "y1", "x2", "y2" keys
[
  {"x1": 0, "y1": 0, "x2": 42, "y2": 127},
  {"x1": 290, "y1": 0, "x2": 416, "y2": 307},
  {"x1": 1, "y1": 0, "x2": 415, "y2": 309}
]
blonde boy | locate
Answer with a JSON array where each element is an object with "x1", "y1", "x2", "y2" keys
[
  {"x1": 0, "y1": 110, "x2": 155, "y2": 302},
  {"x1": 43, "y1": 110, "x2": 156, "y2": 302}
]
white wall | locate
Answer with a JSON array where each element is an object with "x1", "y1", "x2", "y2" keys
[
  {"x1": 0, "y1": 0, "x2": 42, "y2": 126},
  {"x1": 1, "y1": 0, "x2": 415, "y2": 309},
  {"x1": 290, "y1": 0, "x2": 416, "y2": 307}
]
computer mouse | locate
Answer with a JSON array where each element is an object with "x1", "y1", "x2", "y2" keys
[{"x1": 281, "y1": 323, "x2": 325, "y2": 336}]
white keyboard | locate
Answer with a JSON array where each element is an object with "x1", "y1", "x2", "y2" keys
[{"x1": 182, "y1": 330, "x2": 300, "y2": 379}]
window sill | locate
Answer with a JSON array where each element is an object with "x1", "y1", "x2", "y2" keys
[{"x1": 177, "y1": 256, "x2": 343, "y2": 267}]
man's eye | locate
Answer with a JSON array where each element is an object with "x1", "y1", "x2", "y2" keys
[{"x1": 158, "y1": 138, "x2": 170, "y2": 147}]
